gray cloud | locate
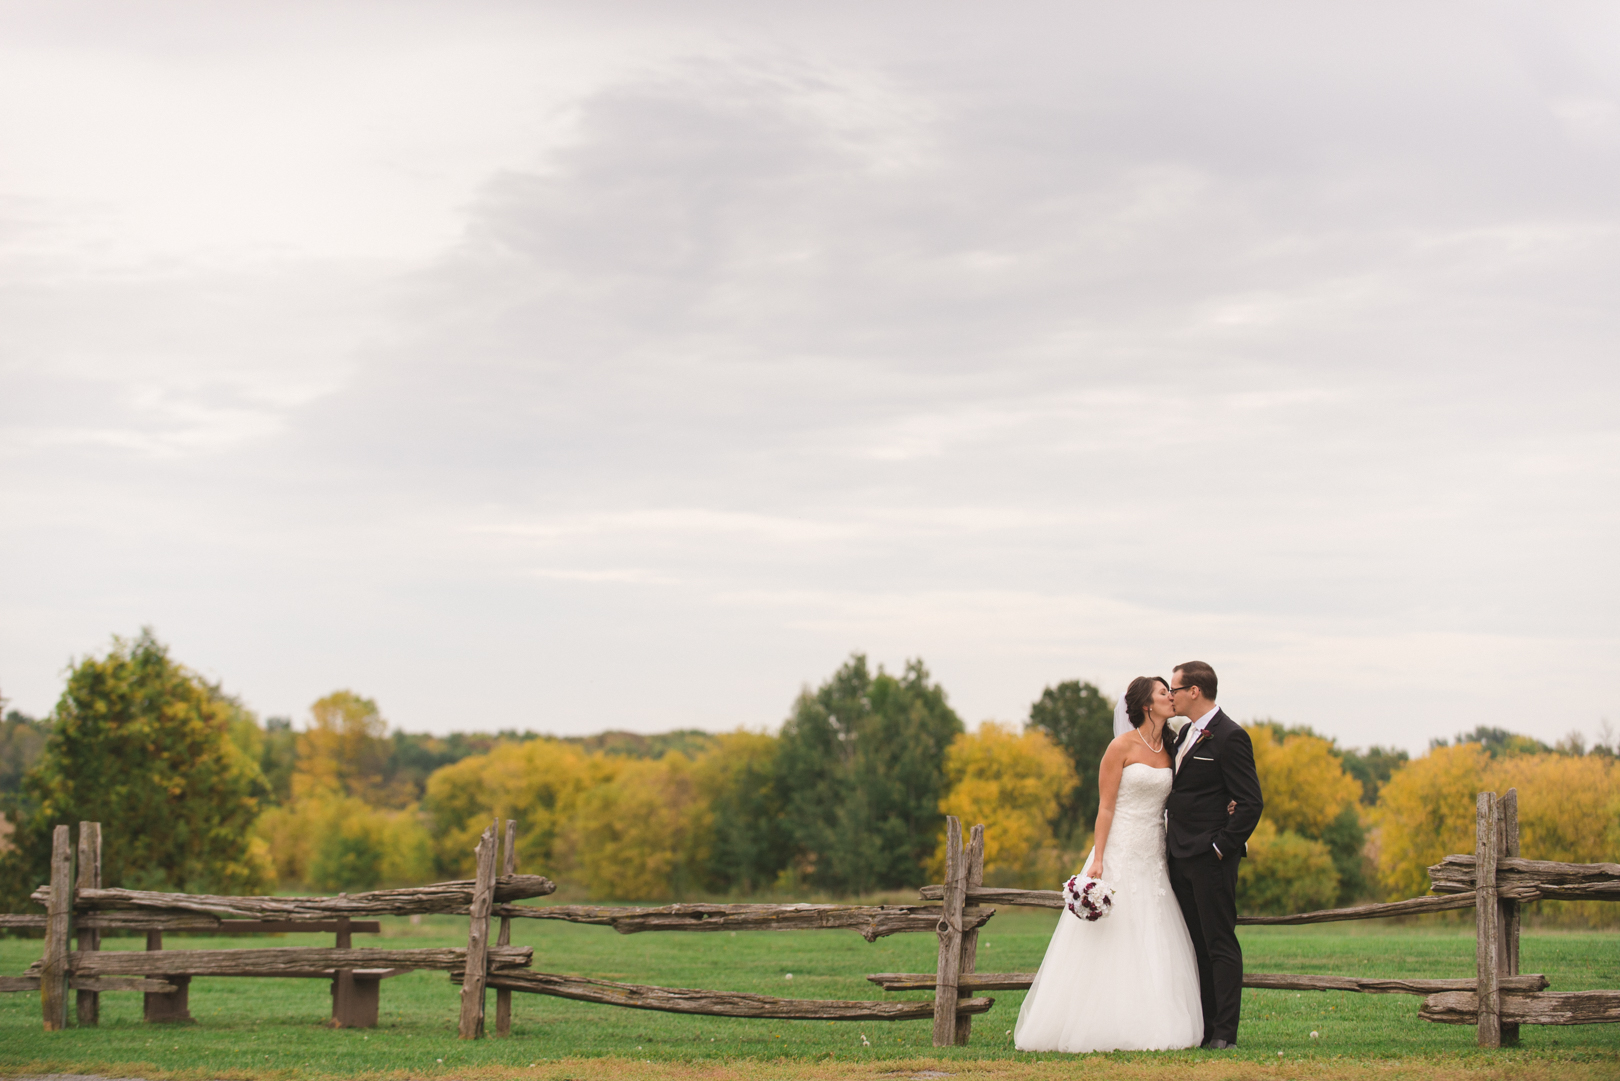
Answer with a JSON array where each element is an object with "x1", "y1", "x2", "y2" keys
[{"x1": 2, "y1": 2, "x2": 1617, "y2": 749}]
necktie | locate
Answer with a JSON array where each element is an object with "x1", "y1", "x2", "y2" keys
[{"x1": 1175, "y1": 724, "x2": 1202, "y2": 773}]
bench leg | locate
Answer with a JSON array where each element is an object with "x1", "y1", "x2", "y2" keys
[
  {"x1": 144, "y1": 975, "x2": 192, "y2": 1023},
  {"x1": 332, "y1": 973, "x2": 380, "y2": 1028}
]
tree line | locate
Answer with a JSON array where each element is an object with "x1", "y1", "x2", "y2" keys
[{"x1": 3, "y1": 630, "x2": 1616, "y2": 926}]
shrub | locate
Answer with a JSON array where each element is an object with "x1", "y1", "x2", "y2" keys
[{"x1": 1238, "y1": 819, "x2": 1339, "y2": 915}]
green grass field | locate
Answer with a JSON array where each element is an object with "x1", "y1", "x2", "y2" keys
[{"x1": 2, "y1": 906, "x2": 1618, "y2": 1079}]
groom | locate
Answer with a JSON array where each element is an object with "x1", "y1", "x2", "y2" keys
[{"x1": 1164, "y1": 661, "x2": 1263, "y2": 1050}]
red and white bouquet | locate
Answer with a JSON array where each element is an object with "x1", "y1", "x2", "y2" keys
[{"x1": 1063, "y1": 873, "x2": 1115, "y2": 922}]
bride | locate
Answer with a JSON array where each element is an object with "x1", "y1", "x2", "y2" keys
[{"x1": 1014, "y1": 675, "x2": 1204, "y2": 1052}]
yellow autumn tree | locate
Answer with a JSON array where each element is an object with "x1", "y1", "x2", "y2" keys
[
  {"x1": 935, "y1": 722, "x2": 1077, "y2": 888},
  {"x1": 563, "y1": 754, "x2": 706, "y2": 900},
  {"x1": 255, "y1": 690, "x2": 435, "y2": 889},
  {"x1": 1249, "y1": 726, "x2": 1361, "y2": 837},
  {"x1": 1491, "y1": 754, "x2": 1620, "y2": 864},
  {"x1": 1237, "y1": 726, "x2": 1367, "y2": 912},
  {"x1": 291, "y1": 690, "x2": 403, "y2": 806},
  {"x1": 1370, "y1": 743, "x2": 1491, "y2": 900},
  {"x1": 1489, "y1": 753, "x2": 1620, "y2": 927},
  {"x1": 423, "y1": 739, "x2": 709, "y2": 900},
  {"x1": 422, "y1": 737, "x2": 606, "y2": 879}
]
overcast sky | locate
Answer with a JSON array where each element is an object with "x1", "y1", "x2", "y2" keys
[{"x1": 2, "y1": 1, "x2": 1617, "y2": 753}]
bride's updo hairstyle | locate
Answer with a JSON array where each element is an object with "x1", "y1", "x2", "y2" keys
[{"x1": 1123, "y1": 676, "x2": 1168, "y2": 729}]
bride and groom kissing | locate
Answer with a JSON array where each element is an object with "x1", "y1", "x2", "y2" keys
[{"x1": 1015, "y1": 661, "x2": 1265, "y2": 1053}]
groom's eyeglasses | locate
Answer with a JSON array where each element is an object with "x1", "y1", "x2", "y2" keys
[{"x1": 1169, "y1": 685, "x2": 1194, "y2": 695}]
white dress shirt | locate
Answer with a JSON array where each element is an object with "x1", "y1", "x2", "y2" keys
[{"x1": 1178, "y1": 704, "x2": 1224, "y2": 857}]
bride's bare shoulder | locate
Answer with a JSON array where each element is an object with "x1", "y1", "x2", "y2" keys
[{"x1": 1104, "y1": 732, "x2": 1137, "y2": 755}]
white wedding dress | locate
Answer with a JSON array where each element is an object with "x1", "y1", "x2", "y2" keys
[{"x1": 1014, "y1": 763, "x2": 1204, "y2": 1052}]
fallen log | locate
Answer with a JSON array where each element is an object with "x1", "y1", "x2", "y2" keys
[
  {"x1": 1429, "y1": 855, "x2": 1620, "y2": 896},
  {"x1": 0, "y1": 976, "x2": 178, "y2": 993},
  {"x1": 37, "y1": 945, "x2": 531, "y2": 978},
  {"x1": 1422, "y1": 989, "x2": 1620, "y2": 1025},
  {"x1": 499, "y1": 903, "x2": 993, "y2": 942},
  {"x1": 32, "y1": 875, "x2": 555, "y2": 919},
  {"x1": 451, "y1": 969, "x2": 995, "y2": 1020}
]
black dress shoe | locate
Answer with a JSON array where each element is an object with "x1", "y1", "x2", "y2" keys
[{"x1": 1204, "y1": 1039, "x2": 1236, "y2": 1050}]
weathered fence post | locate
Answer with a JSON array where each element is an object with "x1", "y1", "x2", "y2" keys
[
  {"x1": 458, "y1": 821, "x2": 498, "y2": 1039},
  {"x1": 1500, "y1": 788, "x2": 1520, "y2": 1046},
  {"x1": 1475, "y1": 791, "x2": 1501, "y2": 1047},
  {"x1": 496, "y1": 818, "x2": 518, "y2": 1038},
  {"x1": 932, "y1": 816, "x2": 965, "y2": 1046},
  {"x1": 41, "y1": 824, "x2": 72, "y2": 1031},
  {"x1": 953, "y1": 823, "x2": 985, "y2": 1046},
  {"x1": 75, "y1": 822, "x2": 102, "y2": 1026}
]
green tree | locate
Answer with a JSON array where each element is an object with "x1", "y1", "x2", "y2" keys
[
  {"x1": 1436, "y1": 726, "x2": 1552, "y2": 758},
  {"x1": 259, "y1": 717, "x2": 299, "y2": 805},
  {"x1": 0, "y1": 630, "x2": 270, "y2": 910},
  {"x1": 775, "y1": 654, "x2": 963, "y2": 894},
  {"x1": 694, "y1": 731, "x2": 788, "y2": 893},
  {"x1": 1025, "y1": 680, "x2": 1113, "y2": 843},
  {"x1": 1340, "y1": 744, "x2": 1409, "y2": 805},
  {"x1": 0, "y1": 708, "x2": 51, "y2": 797}
]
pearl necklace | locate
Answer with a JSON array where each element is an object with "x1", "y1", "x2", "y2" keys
[{"x1": 1136, "y1": 725, "x2": 1164, "y2": 754}]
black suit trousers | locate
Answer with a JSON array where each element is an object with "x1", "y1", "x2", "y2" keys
[{"x1": 1168, "y1": 848, "x2": 1243, "y2": 1044}]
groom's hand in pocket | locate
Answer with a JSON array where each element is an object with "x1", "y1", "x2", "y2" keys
[{"x1": 1227, "y1": 800, "x2": 1236, "y2": 815}]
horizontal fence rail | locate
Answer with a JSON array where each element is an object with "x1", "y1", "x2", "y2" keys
[
  {"x1": 866, "y1": 972, "x2": 1553, "y2": 995},
  {"x1": 27, "y1": 946, "x2": 532, "y2": 979},
  {"x1": 1428, "y1": 856, "x2": 1620, "y2": 901},
  {"x1": 916, "y1": 883, "x2": 1482, "y2": 924},
  {"x1": 31, "y1": 877, "x2": 555, "y2": 920},
  {"x1": 452, "y1": 969, "x2": 995, "y2": 1021},
  {"x1": 1, "y1": 914, "x2": 386, "y2": 932},
  {"x1": 1422, "y1": 990, "x2": 1620, "y2": 1026},
  {"x1": 501, "y1": 902, "x2": 993, "y2": 941},
  {"x1": 0, "y1": 976, "x2": 178, "y2": 994}
]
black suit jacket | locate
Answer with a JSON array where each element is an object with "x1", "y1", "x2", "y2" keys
[{"x1": 1165, "y1": 709, "x2": 1264, "y2": 861}]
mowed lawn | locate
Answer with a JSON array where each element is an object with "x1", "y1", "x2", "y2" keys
[{"x1": 1, "y1": 905, "x2": 1618, "y2": 1079}]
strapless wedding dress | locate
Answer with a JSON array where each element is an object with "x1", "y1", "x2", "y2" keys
[{"x1": 1014, "y1": 762, "x2": 1204, "y2": 1052}]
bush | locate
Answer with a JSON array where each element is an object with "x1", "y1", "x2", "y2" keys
[
  {"x1": 256, "y1": 795, "x2": 433, "y2": 890},
  {"x1": 1238, "y1": 819, "x2": 1339, "y2": 915}
]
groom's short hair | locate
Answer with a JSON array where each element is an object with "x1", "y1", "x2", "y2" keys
[{"x1": 1174, "y1": 661, "x2": 1218, "y2": 701}]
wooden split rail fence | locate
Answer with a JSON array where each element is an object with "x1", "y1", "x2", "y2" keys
[
  {"x1": 902, "y1": 790, "x2": 1620, "y2": 1047},
  {"x1": 6, "y1": 791, "x2": 1619, "y2": 1047}
]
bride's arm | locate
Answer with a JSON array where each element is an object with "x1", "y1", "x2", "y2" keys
[{"x1": 1086, "y1": 739, "x2": 1127, "y2": 879}]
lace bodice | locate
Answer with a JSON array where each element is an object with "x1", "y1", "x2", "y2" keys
[{"x1": 1099, "y1": 763, "x2": 1171, "y2": 900}]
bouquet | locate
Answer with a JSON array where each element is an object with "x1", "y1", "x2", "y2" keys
[{"x1": 1063, "y1": 873, "x2": 1115, "y2": 922}]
